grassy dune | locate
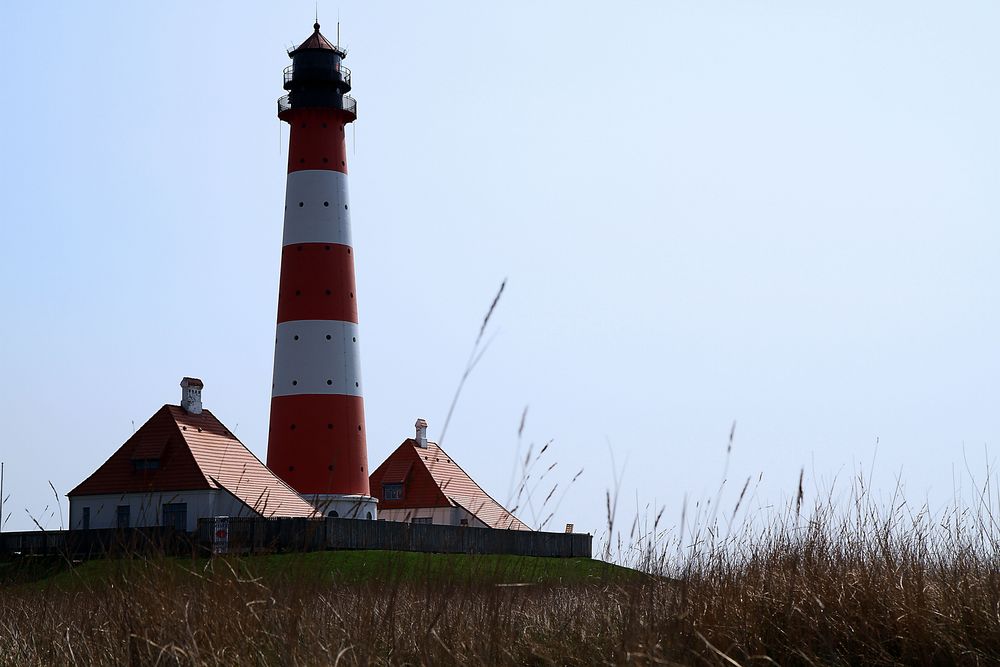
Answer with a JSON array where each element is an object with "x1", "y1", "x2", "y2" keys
[{"x1": 3, "y1": 487, "x2": 1000, "y2": 665}]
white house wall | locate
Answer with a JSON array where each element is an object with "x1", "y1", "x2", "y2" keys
[
  {"x1": 377, "y1": 506, "x2": 488, "y2": 528},
  {"x1": 69, "y1": 489, "x2": 254, "y2": 533}
]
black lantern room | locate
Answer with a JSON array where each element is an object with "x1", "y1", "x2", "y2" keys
[{"x1": 279, "y1": 23, "x2": 356, "y2": 118}]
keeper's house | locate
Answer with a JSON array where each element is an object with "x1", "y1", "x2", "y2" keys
[
  {"x1": 369, "y1": 419, "x2": 529, "y2": 530},
  {"x1": 68, "y1": 378, "x2": 317, "y2": 532}
]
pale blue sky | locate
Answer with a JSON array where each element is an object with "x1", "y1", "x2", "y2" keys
[{"x1": 1, "y1": 2, "x2": 997, "y2": 537}]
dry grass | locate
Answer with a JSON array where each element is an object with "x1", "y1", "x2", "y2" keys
[{"x1": 3, "y1": 477, "x2": 1000, "y2": 666}]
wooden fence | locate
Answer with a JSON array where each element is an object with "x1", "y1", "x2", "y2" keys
[
  {"x1": 1, "y1": 518, "x2": 591, "y2": 560},
  {"x1": 202, "y1": 517, "x2": 592, "y2": 558},
  {"x1": 0, "y1": 526, "x2": 194, "y2": 559}
]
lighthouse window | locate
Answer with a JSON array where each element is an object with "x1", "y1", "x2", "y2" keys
[
  {"x1": 298, "y1": 202, "x2": 304, "y2": 207},
  {"x1": 323, "y1": 201, "x2": 329, "y2": 207},
  {"x1": 293, "y1": 335, "x2": 299, "y2": 341},
  {"x1": 383, "y1": 483, "x2": 403, "y2": 500},
  {"x1": 326, "y1": 335, "x2": 332, "y2": 340},
  {"x1": 291, "y1": 380, "x2": 298, "y2": 386},
  {"x1": 326, "y1": 380, "x2": 333, "y2": 385},
  {"x1": 344, "y1": 204, "x2": 348, "y2": 210},
  {"x1": 327, "y1": 423, "x2": 333, "y2": 429}
]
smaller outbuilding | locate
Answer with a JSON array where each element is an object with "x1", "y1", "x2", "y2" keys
[
  {"x1": 68, "y1": 378, "x2": 317, "y2": 532},
  {"x1": 369, "y1": 419, "x2": 529, "y2": 530}
]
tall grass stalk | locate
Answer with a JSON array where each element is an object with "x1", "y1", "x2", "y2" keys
[{"x1": 4, "y1": 469, "x2": 1000, "y2": 665}]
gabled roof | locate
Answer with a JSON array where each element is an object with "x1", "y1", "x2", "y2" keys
[
  {"x1": 70, "y1": 405, "x2": 317, "y2": 519},
  {"x1": 370, "y1": 439, "x2": 529, "y2": 530}
]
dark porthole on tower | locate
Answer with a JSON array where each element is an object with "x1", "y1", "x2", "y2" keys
[
  {"x1": 290, "y1": 424, "x2": 296, "y2": 430},
  {"x1": 289, "y1": 465, "x2": 295, "y2": 471},
  {"x1": 291, "y1": 380, "x2": 298, "y2": 386},
  {"x1": 293, "y1": 335, "x2": 299, "y2": 341},
  {"x1": 327, "y1": 380, "x2": 333, "y2": 385},
  {"x1": 326, "y1": 335, "x2": 332, "y2": 340},
  {"x1": 324, "y1": 201, "x2": 329, "y2": 207},
  {"x1": 298, "y1": 201, "x2": 304, "y2": 207},
  {"x1": 328, "y1": 464, "x2": 334, "y2": 471},
  {"x1": 327, "y1": 423, "x2": 333, "y2": 429}
]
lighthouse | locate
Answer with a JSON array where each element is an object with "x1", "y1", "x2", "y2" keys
[{"x1": 266, "y1": 23, "x2": 376, "y2": 520}]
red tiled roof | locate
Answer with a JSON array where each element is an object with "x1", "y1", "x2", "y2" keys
[
  {"x1": 381, "y1": 459, "x2": 412, "y2": 485},
  {"x1": 130, "y1": 431, "x2": 167, "y2": 460},
  {"x1": 292, "y1": 23, "x2": 338, "y2": 53},
  {"x1": 370, "y1": 440, "x2": 529, "y2": 530},
  {"x1": 70, "y1": 405, "x2": 317, "y2": 519}
]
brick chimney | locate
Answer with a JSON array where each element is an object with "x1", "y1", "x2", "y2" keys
[
  {"x1": 180, "y1": 377, "x2": 204, "y2": 414},
  {"x1": 415, "y1": 418, "x2": 428, "y2": 448}
]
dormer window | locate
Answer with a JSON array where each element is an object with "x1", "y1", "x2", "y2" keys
[
  {"x1": 133, "y1": 458, "x2": 160, "y2": 471},
  {"x1": 383, "y1": 483, "x2": 403, "y2": 500}
]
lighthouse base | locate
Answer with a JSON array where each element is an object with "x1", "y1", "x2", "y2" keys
[{"x1": 307, "y1": 493, "x2": 378, "y2": 520}]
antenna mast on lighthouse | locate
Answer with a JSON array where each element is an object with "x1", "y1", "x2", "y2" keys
[{"x1": 268, "y1": 23, "x2": 376, "y2": 520}]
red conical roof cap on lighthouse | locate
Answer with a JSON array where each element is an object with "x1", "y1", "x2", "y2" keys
[{"x1": 293, "y1": 23, "x2": 338, "y2": 53}]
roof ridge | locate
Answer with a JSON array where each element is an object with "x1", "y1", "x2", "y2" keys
[{"x1": 416, "y1": 439, "x2": 528, "y2": 530}]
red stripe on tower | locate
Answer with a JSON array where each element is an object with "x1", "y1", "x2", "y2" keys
[{"x1": 266, "y1": 23, "x2": 376, "y2": 520}]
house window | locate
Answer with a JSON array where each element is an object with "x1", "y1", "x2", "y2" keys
[
  {"x1": 116, "y1": 505, "x2": 130, "y2": 529},
  {"x1": 412, "y1": 517, "x2": 432, "y2": 525},
  {"x1": 162, "y1": 503, "x2": 187, "y2": 531},
  {"x1": 328, "y1": 511, "x2": 339, "y2": 518},
  {"x1": 383, "y1": 483, "x2": 403, "y2": 500},
  {"x1": 133, "y1": 458, "x2": 160, "y2": 471},
  {"x1": 459, "y1": 519, "x2": 469, "y2": 526},
  {"x1": 82, "y1": 507, "x2": 90, "y2": 530}
]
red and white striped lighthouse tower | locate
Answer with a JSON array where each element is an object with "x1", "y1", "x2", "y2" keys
[{"x1": 266, "y1": 23, "x2": 376, "y2": 519}]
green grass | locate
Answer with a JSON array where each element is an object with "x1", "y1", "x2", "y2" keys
[{"x1": 4, "y1": 549, "x2": 637, "y2": 591}]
